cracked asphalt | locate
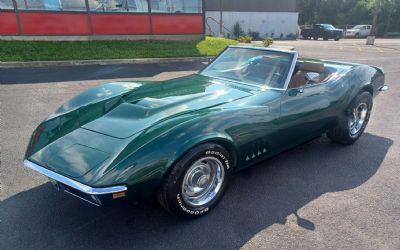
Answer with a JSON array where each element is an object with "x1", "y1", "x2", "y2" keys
[{"x1": 1, "y1": 39, "x2": 400, "y2": 250}]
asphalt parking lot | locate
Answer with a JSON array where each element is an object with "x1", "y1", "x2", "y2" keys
[{"x1": 1, "y1": 39, "x2": 399, "y2": 250}]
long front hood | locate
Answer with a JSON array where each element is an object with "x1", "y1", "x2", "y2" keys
[
  {"x1": 26, "y1": 74, "x2": 253, "y2": 180},
  {"x1": 82, "y1": 75, "x2": 253, "y2": 139}
]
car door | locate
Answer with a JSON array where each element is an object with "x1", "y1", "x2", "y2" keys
[
  {"x1": 317, "y1": 25, "x2": 325, "y2": 37},
  {"x1": 360, "y1": 26, "x2": 367, "y2": 37},
  {"x1": 365, "y1": 25, "x2": 371, "y2": 36},
  {"x1": 278, "y1": 81, "x2": 333, "y2": 147}
]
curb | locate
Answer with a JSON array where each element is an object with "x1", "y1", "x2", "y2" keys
[{"x1": 0, "y1": 56, "x2": 214, "y2": 68}]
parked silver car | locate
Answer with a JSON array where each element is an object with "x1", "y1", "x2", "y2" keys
[{"x1": 345, "y1": 25, "x2": 372, "y2": 38}]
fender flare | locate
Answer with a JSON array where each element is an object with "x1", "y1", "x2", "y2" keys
[{"x1": 165, "y1": 133, "x2": 239, "y2": 172}]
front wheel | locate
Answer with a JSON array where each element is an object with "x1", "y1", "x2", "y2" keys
[
  {"x1": 334, "y1": 36, "x2": 340, "y2": 41},
  {"x1": 157, "y1": 143, "x2": 233, "y2": 218},
  {"x1": 328, "y1": 92, "x2": 373, "y2": 145}
]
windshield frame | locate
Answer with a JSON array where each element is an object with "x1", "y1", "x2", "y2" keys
[{"x1": 199, "y1": 46, "x2": 298, "y2": 91}]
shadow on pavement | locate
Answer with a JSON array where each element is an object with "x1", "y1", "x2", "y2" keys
[
  {"x1": 1, "y1": 133, "x2": 392, "y2": 249},
  {"x1": 0, "y1": 62, "x2": 206, "y2": 84}
]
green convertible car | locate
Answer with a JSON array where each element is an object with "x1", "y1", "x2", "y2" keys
[{"x1": 24, "y1": 46, "x2": 387, "y2": 217}]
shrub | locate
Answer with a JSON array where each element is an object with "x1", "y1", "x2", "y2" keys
[
  {"x1": 238, "y1": 36, "x2": 253, "y2": 43},
  {"x1": 263, "y1": 37, "x2": 274, "y2": 47},
  {"x1": 286, "y1": 33, "x2": 297, "y2": 40},
  {"x1": 233, "y1": 22, "x2": 244, "y2": 38},
  {"x1": 247, "y1": 29, "x2": 261, "y2": 40}
]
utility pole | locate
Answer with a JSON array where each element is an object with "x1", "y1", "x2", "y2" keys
[
  {"x1": 219, "y1": 0, "x2": 223, "y2": 37},
  {"x1": 367, "y1": 0, "x2": 382, "y2": 45}
]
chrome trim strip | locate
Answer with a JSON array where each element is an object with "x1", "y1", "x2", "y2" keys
[
  {"x1": 282, "y1": 51, "x2": 299, "y2": 90},
  {"x1": 229, "y1": 45, "x2": 298, "y2": 54},
  {"x1": 379, "y1": 85, "x2": 388, "y2": 91},
  {"x1": 63, "y1": 189, "x2": 100, "y2": 207},
  {"x1": 24, "y1": 160, "x2": 127, "y2": 195}
]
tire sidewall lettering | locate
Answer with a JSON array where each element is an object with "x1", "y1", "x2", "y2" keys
[
  {"x1": 168, "y1": 144, "x2": 232, "y2": 217},
  {"x1": 176, "y1": 194, "x2": 209, "y2": 215},
  {"x1": 205, "y1": 150, "x2": 230, "y2": 170}
]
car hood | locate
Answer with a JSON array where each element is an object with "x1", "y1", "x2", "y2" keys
[
  {"x1": 81, "y1": 75, "x2": 254, "y2": 139},
  {"x1": 28, "y1": 74, "x2": 255, "y2": 179}
]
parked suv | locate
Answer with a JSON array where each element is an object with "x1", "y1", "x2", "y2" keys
[
  {"x1": 301, "y1": 24, "x2": 343, "y2": 41},
  {"x1": 345, "y1": 25, "x2": 372, "y2": 38}
]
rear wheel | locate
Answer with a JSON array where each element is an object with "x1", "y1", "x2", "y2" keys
[
  {"x1": 313, "y1": 36, "x2": 318, "y2": 40},
  {"x1": 157, "y1": 143, "x2": 233, "y2": 218},
  {"x1": 328, "y1": 92, "x2": 373, "y2": 144},
  {"x1": 334, "y1": 36, "x2": 340, "y2": 41}
]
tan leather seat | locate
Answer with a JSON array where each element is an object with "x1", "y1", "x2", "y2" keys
[{"x1": 289, "y1": 62, "x2": 325, "y2": 88}]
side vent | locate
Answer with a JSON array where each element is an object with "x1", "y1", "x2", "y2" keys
[{"x1": 245, "y1": 140, "x2": 268, "y2": 162}]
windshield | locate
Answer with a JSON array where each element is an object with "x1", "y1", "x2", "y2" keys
[
  {"x1": 353, "y1": 25, "x2": 363, "y2": 29},
  {"x1": 324, "y1": 24, "x2": 335, "y2": 30},
  {"x1": 200, "y1": 47, "x2": 294, "y2": 89}
]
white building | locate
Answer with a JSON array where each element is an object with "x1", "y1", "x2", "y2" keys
[{"x1": 205, "y1": 0, "x2": 299, "y2": 39}]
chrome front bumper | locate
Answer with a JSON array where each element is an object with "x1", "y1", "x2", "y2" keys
[{"x1": 24, "y1": 160, "x2": 127, "y2": 206}]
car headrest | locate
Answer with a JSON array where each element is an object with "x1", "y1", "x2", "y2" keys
[{"x1": 299, "y1": 62, "x2": 324, "y2": 74}]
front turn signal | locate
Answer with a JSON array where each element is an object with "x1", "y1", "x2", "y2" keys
[{"x1": 112, "y1": 191, "x2": 126, "y2": 199}]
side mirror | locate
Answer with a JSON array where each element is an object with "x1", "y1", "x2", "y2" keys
[
  {"x1": 288, "y1": 88, "x2": 302, "y2": 96},
  {"x1": 305, "y1": 72, "x2": 320, "y2": 83}
]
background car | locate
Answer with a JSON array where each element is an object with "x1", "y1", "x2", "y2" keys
[
  {"x1": 345, "y1": 25, "x2": 372, "y2": 38},
  {"x1": 301, "y1": 24, "x2": 343, "y2": 41}
]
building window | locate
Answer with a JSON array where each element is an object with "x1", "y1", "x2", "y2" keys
[
  {"x1": 150, "y1": 0, "x2": 202, "y2": 13},
  {"x1": 15, "y1": 0, "x2": 87, "y2": 11},
  {"x1": 0, "y1": 0, "x2": 14, "y2": 10},
  {"x1": 88, "y1": 0, "x2": 148, "y2": 12}
]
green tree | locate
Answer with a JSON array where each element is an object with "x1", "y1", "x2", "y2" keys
[
  {"x1": 377, "y1": 0, "x2": 400, "y2": 36},
  {"x1": 299, "y1": 0, "x2": 400, "y2": 36}
]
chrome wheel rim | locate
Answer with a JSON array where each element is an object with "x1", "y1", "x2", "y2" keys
[
  {"x1": 349, "y1": 103, "x2": 368, "y2": 135},
  {"x1": 181, "y1": 156, "x2": 225, "y2": 207}
]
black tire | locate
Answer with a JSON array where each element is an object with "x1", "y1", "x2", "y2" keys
[
  {"x1": 323, "y1": 36, "x2": 328, "y2": 41},
  {"x1": 328, "y1": 92, "x2": 373, "y2": 145},
  {"x1": 334, "y1": 36, "x2": 340, "y2": 41},
  {"x1": 157, "y1": 143, "x2": 233, "y2": 218},
  {"x1": 313, "y1": 36, "x2": 318, "y2": 40}
]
